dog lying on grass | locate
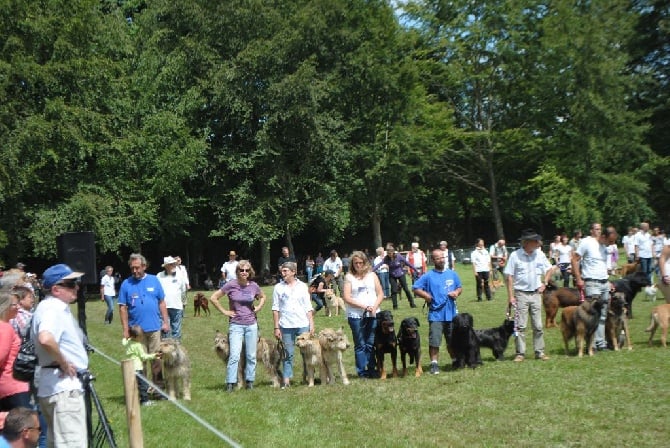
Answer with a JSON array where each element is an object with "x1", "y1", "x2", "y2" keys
[
  {"x1": 158, "y1": 339, "x2": 191, "y2": 401},
  {"x1": 397, "y1": 317, "x2": 422, "y2": 377},
  {"x1": 318, "y1": 328, "x2": 351, "y2": 385}
]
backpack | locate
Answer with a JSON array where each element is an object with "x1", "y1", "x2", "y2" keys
[{"x1": 13, "y1": 320, "x2": 37, "y2": 383}]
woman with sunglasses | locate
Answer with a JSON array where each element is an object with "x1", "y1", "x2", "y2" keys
[
  {"x1": 210, "y1": 260, "x2": 266, "y2": 392},
  {"x1": 343, "y1": 251, "x2": 384, "y2": 378},
  {"x1": 272, "y1": 261, "x2": 314, "y2": 389}
]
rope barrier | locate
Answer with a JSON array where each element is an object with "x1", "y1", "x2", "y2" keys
[{"x1": 89, "y1": 343, "x2": 242, "y2": 448}]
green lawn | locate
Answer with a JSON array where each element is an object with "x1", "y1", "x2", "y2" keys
[{"x1": 85, "y1": 264, "x2": 670, "y2": 447}]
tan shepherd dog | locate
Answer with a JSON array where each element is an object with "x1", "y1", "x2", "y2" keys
[
  {"x1": 605, "y1": 292, "x2": 632, "y2": 351},
  {"x1": 323, "y1": 290, "x2": 345, "y2": 317},
  {"x1": 645, "y1": 303, "x2": 670, "y2": 347},
  {"x1": 318, "y1": 328, "x2": 351, "y2": 385},
  {"x1": 620, "y1": 260, "x2": 640, "y2": 277},
  {"x1": 295, "y1": 332, "x2": 326, "y2": 387},
  {"x1": 158, "y1": 339, "x2": 191, "y2": 400},
  {"x1": 213, "y1": 330, "x2": 282, "y2": 388},
  {"x1": 560, "y1": 298, "x2": 604, "y2": 357}
]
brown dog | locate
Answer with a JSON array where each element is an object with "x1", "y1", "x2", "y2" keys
[
  {"x1": 318, "y1": 328, "x2": 351, "y2": 385},
  {"x1": 605, "y1": 292, "x2": 632, "y2": 351},
  {"x1": 194, "y1": 293, "x2": 211, "y2": 317},
  {"x1": 543, "y1": 284, "x2": 580, "y2": 328},
  {"x1": 620, "y1": 260, "x2": 640, "y2": 277},
  {"x1": 213, "y1": 330, "x2": 282, "y2": 388},
  {"x1": 323, "y1": 290, "x2": 345, "y2": 317},
  {"x1": 560, "y1": 298, "x2": 604, "y2": 357},
  {"x1": 296, "y1": 332, "x2": 326, "y2": 387},
  {"x1": 645, "y1": 303, "x2": 670, "y2": 347}
]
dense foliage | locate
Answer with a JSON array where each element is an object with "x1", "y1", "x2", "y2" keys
[{"x1": 0, "y1": 0, "x2": 666, "y2": 267}]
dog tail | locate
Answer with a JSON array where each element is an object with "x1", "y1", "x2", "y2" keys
[{"x1": 645, "y1": 312, "x2": 659, "y2": 332}]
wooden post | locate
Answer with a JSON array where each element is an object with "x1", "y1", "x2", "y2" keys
[{"x1": 122, "y1": 359, "x2": 143, "y2": 448}]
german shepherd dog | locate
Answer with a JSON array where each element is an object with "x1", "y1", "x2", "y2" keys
[
  {"x1": 374, "y1": 310, "x2": 399, "y2": 379},
  {"x1": 397, "y1": 317, "x2": 422, "y2": 377},
  {"x1": 611, "y1": 271, "x2": 651, "y2": 319},
  {"x1": 450, "y1": 313, "x2": 482, "y2": 369},
  {"x1": 560, "y1": 297, "x2": 604, "y2": 357},
  {"x1": 542, "y1": 284, "x2": 580, "y2": 328},
  {"x1": 645, "y1": 303, "x2": 670, "y2": 347},
  {"x1": 193, "y1": 292, "x2": 211, "y2": 317},
  {"x1": 475, "y1": 319, "x2": 515, "y2": 361},
  {"x1": 605, "y1": 292, "x2": 632, "y2": 351}
]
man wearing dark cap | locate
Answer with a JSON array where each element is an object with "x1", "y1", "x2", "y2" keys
[
  {"x1": 504, "y1": 229, "x2": 552, "y2": 362},
  {"x1": 32, "y1": 264, "x2": 89, "y2": 446}
]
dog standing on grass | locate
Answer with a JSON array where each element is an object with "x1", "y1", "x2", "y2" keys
[
  {"x1": 475, "y1": 319, "x2": 515, "y2": 361},
  {"x1": 193, "y1": 292, "x2": 211, "y2": 317},
  {"x1": 374, "y1": 310, "x2": 399, "y2": 379},
  {"x1": 645, "y1": 303, "x2": 670, "y2": 347},
  {"x1": 296, "y1": 332, "x2": 326, "y2": 387},
  {"x1": 323, "y1": 290, "x2": 345, "y2": 317},
  {"x1": 450, "y1": 313, "x2": 482, "y2": 368},
  {"x1": 158, "y1": 339, "x2": 191, "y2": 400},
  {"x1": 213, "y1": 330, "x2": 282, "y2": 388},
  {"x1": 605, "y1": 292, "x2": 632, "y2": 351},
  {"x1": 318, "y1": 328, "x2": 351, "y2": 385},
  {"x1": 542, "y1": 284, "x2": 581, "y2": 328},
  {"x1": 560, "y1": 298, "x2": 604, "y2": 357}
]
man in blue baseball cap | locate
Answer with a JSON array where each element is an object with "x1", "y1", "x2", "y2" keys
[{"x1": 32, "y1": 263, "x2": 89, "y2": 446}]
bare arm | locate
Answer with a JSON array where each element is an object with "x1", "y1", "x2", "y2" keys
[
  {"x1": 119, "y1": 305, "x2": 130, "y2": 339},
  {"x1": 209, "y1": 289, "x2": 233, "y2": 317}
]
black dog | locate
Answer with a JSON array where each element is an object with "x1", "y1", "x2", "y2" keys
[
  {"x1": 612, "y1": 271, "x2": 651, "y2": 319},
  {"x1": 474, "y1": 319, "x2": 515, "y2": 361},
  {"x1": 450, "y1": 313, "x2": 482, "y2": 369},
  {"x1": 397, "y1": 317, "x2": 422, "y2": 377},
  {"x1": 375, "y1": 310, "x2": 398, "y2": 379}
]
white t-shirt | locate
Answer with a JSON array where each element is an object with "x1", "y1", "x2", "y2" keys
[
  {"x1": 100, "y1": 274, "x2": 116, "y2": 296},
  {"x1": 345, "y1": 272, "x2": 379, "y2": 319},
  {"x1": 556, "y1": 244, "x2": 573, "y2": 264},
  {"x1": 323, "y1": 257, "x2": 343, "y2": 277},
  {"x1": 576, "y1": 236, "x2": 608, "y2": 280},
  {"x1": 635, "y1": 231, "x2": 653, "y2": 258},
  {"x1": 471, "y1": 248, "x2": 491, "y2": 272},
  {"x1": 157, "y1": 271, "x2": 187, "y2": 310},
  {"x1": 221, "y1": 260, "x2": 239, "y2": 282},
  {"x1": 272, "y1": 280, "x2": 312, "y2": 328}
]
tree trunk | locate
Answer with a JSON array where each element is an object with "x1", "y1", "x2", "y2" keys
[
  {"x1": 487, "y1": 153, "x2": 505, "y2": 240},
  {"x1": 259, "y1": 241, "x2": 271, "y2": 276},
  {"x1": 371, "y1": 206, "x2": 382, "y2": 250}
]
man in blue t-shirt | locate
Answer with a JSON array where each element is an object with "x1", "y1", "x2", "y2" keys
[
  {"x1": 119, "y1": 253, "x2": 168, "y2": 385},
  {"x1": 413, "y1": 248, "x2": 463, "y2": 375}
]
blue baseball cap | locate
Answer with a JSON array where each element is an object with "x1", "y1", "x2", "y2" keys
[{"x1": 42, "y1": 264, "x2": 84, "y2": 288}]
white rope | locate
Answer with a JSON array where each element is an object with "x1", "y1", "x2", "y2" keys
[{"x1": 88, "y1": 344, "x2": 242, "y2": 448}]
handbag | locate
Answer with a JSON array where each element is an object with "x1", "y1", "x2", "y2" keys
[{"x1": 13, "y1": 320, "x2": 37, "y2": 382}]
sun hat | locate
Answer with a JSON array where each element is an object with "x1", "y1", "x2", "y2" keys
[
  {"x1": 162, "y1": 256, "x2": 178, "y2": 267},
  {"x1": 42, "y1": 264, "x2": 84, "y2": 288}
]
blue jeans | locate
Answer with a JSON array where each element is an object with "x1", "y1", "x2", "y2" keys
[
  {"x1": 376, "y1": 271, "x2": 390, "y2": 297},
  {"x1": 348, "y1": 316, "x2": 377, "y2": 377},
  {"x1": 306, "y1": 266, "x2": 314, "y2": 284},
  {"x1": 311, "y1": 293, "x2": 324, "y2": 312},
  {"x1": 227, "y1": 323, "x2": 258, "y2": 384},
  {"x1": 584, "y1": 280, "x2": 610, "y2": 349},
  {"x1": 280, "y1": 326, "x2": 309, "y2": 381},
  {"x1": 639, "y1": 257, "x2": 653, "y2": 284},
  {"x1": 167, "y1": 308, "x2": 183, "y2": 341},
  {"x1": 103, "y1": 295, "x2": 115, "y2": 323}
]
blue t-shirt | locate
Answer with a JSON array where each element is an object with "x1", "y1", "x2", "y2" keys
[
  {"x1": 118, "y1": 274, "x2": 165, "y2": 332},
  {"x1": 412, "y1": 269, "x2": 461, "y2": 322}
]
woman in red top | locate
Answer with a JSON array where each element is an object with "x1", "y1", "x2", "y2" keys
[{"x1": 0, "y1": 290, "x2": 31, "y2": 411}]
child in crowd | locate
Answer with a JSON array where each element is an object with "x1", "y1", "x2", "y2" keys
[{"x1": 122, "y1": 325, "x2": 160, "y2": 406}]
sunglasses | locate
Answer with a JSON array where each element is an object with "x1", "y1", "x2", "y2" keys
[
  {"x1": 238, "y1": 268, "x2": 250, "y2": 273},
  {"x1": 57, "y1": 280, "x2": 80, "y2": 289}
]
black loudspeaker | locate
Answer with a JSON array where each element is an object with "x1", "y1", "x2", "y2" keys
[{"x1": 56, "y1": 232, "x2": 97, "y2": 285}]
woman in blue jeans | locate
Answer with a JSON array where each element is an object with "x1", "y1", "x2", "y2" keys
[
  {"x1": 272, "y1": 261, "x2": 314, "y2": 389},
  {"x1": 210, "y1": 260, "x2": 266, "y2": 391},
  {"x1": 343, "y1": 251, "x2": 385, "y2": 378}
]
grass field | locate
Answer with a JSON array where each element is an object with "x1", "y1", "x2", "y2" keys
[{"x1": 84, "y1": 264, "x2": 670, "y2": 447}]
